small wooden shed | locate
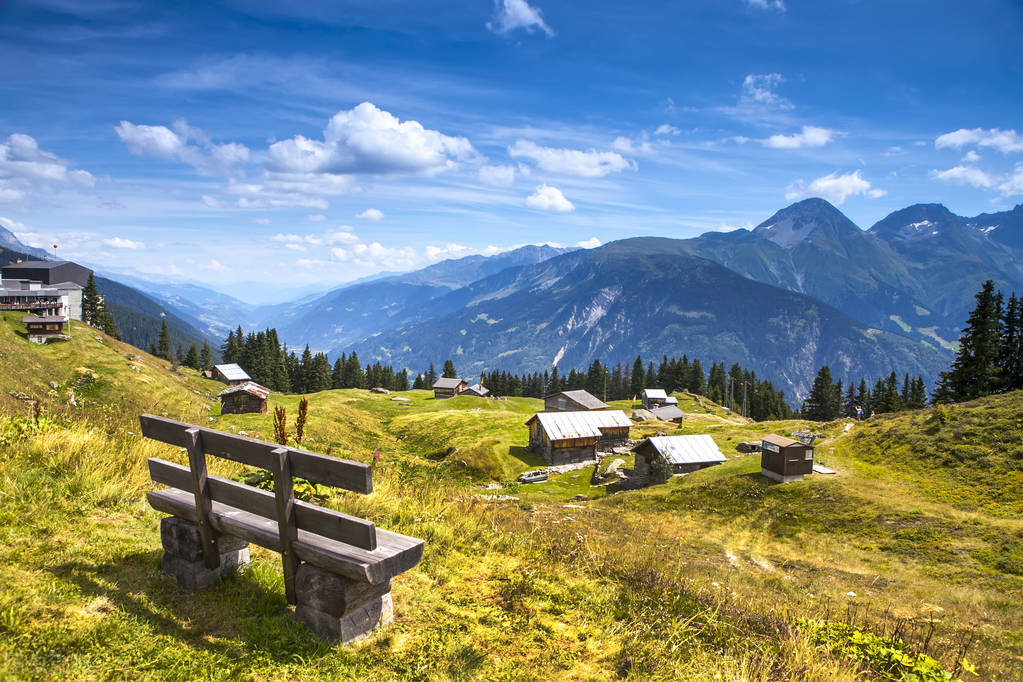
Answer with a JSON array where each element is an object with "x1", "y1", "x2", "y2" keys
[
  {"x1": 633, "y1": 434, "x2": 727, "y2": 482},
  {"x1": 641, "y1": 388, "x2": 668, "y2": 409},
  {"x1": 213, "y1": 363, "x2": 251, "y2": 385},
  {"x1": 218, "y1": 381, "x2": 270, "y2": 415},
  {"x1": 432, "y1": 377, "x2": 467, "y2": 398},
  {"x1": 760, "y1": 434, "x2": 814, "y2": 483},
  {"x1": 22, "y1": 315, "x2": 67, "y2": 343},
  {"x1": 543, "y1": 390, "x2": 608, "y2": 412},
  {"x1": 458, "y1": 383, "x2": 490, "y2": 398},
  {"x1": 526, "y1": 410, "x2": 632, "y2": 465}
]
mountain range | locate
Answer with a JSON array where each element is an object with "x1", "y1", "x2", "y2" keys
[{"x1": 3, "y1": 199, "x2": 1022, "y2": 402}]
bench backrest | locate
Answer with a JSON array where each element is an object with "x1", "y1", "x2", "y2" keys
[{"x1": 140, "y1": 414, "x2": 378, "y2": 602}]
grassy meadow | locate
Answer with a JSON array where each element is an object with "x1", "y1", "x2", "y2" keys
[{"x1": 0, "y1": 312, "x2": 1021, "y2": 680}]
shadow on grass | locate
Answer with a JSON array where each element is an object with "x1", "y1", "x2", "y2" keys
[
  {"x1": 47, "y1": 549, "x2": 332, "y2": 661},
  {"x1": 506, "y1": 445, "x2": 546, "y2": 469}
]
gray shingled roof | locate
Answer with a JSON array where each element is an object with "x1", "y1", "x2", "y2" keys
[
  {"x1": 642, "y1": 388, "x2": 668, "y2": 400},
  {"x1": 526, "y1": 409, "x2": 631, "y2": 440},
  {"x1": 549, "y1": 389, "x2": 608, "y2": 410},
  {"x1": 650, "y1": 405, "x2": 685, "y2": 421},
  {"x1": 432, "y1": 377, "x2": 465, "y2": 389}
]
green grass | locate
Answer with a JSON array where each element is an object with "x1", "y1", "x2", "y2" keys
[{"x1": 2, "y1": 312, "x2": 1022, "y2": 679}]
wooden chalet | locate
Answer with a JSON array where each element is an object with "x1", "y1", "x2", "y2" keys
[
  {"x1": 760, "y1": 434, "x2": 814, "y2": 483},
  {"x1": 432, "y1": 377, "x2": 467, "y2": 398},
  {"x1": 458, "y1": 383, "x2": 490, "y2": 398},
  {"x1": 212, "y1": 363, "x2": 251, "y2": 385},
  {"x1": 22, "y1": 315, "x2": 68, "y2": 343},
  {"x1": 218, "y1": 381, "x2": 270, "y2": 415},
  {"x1": 641, "y1": 388, "x2": 668, "y2": 409},
  {"x1": 649, "y1": 405, "x2": 685, "y2": 424},
  {"x1": 543, "y1": 389, "x2": 608, "y2": 412},
  {"x1": 525, "y1": 409, "x2": 632, "y2": 465},
  {"x1": 632, "y1": 435, "x2": 727, "y2": 482}
]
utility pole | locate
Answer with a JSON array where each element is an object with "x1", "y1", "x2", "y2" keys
[{"x1": 742, "y1": 381, "x2": 747, "y2": 418}]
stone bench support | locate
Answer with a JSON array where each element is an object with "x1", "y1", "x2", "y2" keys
[
  {"x1": 294, "y1": 564, "x2": 394, "y2": 643},
  {"x1": 160, "y1": 517, "x2": 250, "y2": 591}
]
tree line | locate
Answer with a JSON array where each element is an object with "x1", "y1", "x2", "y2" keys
[
  {"x1": 219, "y1": 327, "x2": 409, "y2": 394},
  {"x1": 800, "y1": 365, "x2": 928, "y2": 421},
  {"x1": 411, "y1": 354, "x2": 795, "y2": 421}
]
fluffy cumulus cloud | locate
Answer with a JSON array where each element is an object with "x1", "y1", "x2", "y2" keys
[
  {"x1": 935, "y1": 128, "x2": 1023, "y2": 154},
  {"x1": 486, "y1": 0, "x2": 553, "y2": 36},
  {"x1": 962, "y1": 150, "x2": 981, "y2": 163},
  {"x1": 478, "y1": 164, "x2": 516, "y2": 186},
  {"x1": 762, "y1": 126, "x2": 839, "y2": 149},
  {"x1": 0, "y1": 133, "x2": 95, "y2": 203},
  {"x1": 785, "y1": 171, "x2": 885, "y2": 205},
  {"x1": 221, "y1": 172, "x2": 356, "y2": 210},
  {"x1": 115, "y1": 119, "x2": 250, "y2": 174},
  {"x1": 526, "y1": 184, "x2": 574, "y2": 212},
  {"x1": 745, "y1": 0, "x2": 785, "y2": 10},
  {"x1": 930, "y1": 165, "x2": 996, "y2": 189},
  {"x1": 740, "y1": 73, "x2": 792, "y2": 109},
  {"x1": 1000, "y1": 164, "x2": 1023, "y2": 196},
  {"x1": 102, "y1": 237, "x2": 145, "y2": 249},
  {"x1": 576, "y1": 237, "x2": 601, "y2": 248},
  {"x1": 267, "y1": 102, "x2": 474, "y2": 176},
  {"x1": 654, "y1": 124, "x2": 680, "y2": 136},
  {"x1": 509, "y1": 139, "x2": 635, "y2": 177},
  {"x1": 356, "y1": 208, "x2": 383, "y2": 221},
  {"x1": 272, "y1": 226, "x2": 359, "y2": 251}
]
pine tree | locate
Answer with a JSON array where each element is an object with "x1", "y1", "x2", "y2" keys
[
  {"x1": 200, "y1": 341, "x2": 212, "y2": 371},
  {"x1": 934, "y1": 280, "x2": 1004, "y2": 402},
  {"x1": 689, "y1": 359, "x2": 706, "y2": 396},
  {"x1": 442, "y1": 360, "x2": 457, "y2": 379},
  {"x1": 184, "y1": 344, "x2": 200, "y2": 370},
  {"x1": 81, "y1": 274, "x2": 100, "y2": 325},
  {"x1": 157, "y1": 319, "x2": 171, "y2": 360},
  {"x1": 630, "y1": 355, "x2": 645, "y2": 398},
  {"x1": 802, "y1": 365, "x2": 841, "y2": 421}
]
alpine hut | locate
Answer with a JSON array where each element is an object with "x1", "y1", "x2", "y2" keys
[
  {"x1": 525, "y1": 410, "x2": 632, "y2": 465},
  {"x1": 218, "y1": 381, "x2": 270, "y2": 415},
  {"x1": 760, "y1": 434, "x2": 814, "y2": 483},
  {"x1": 632, "y1": 434, "x2": 727, "y2": 482},
  {"x1": 543, "y1": 389, "x2": 608, "y2": 412},
  {"x1": 212, "y1": 363, "x2": 251, "y2": 385},
  {"x1": 22, "y1": 315, "x2": 68, "y2": 343},
  {"x1": 458, "y1": 383, "x2": 490, "y2": 398},
  {"x1": 432, "y1": 377, "x2": 467, "y2": 399},
  {"x1": 649, "y1": 405, "x2": 685, "y2": 424},
  {"x1": 641, "y1": 388, "x2": 669, "y2": 409}
]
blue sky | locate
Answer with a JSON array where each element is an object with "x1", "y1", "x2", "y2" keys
[{"x1": 1, "y1": 0, "x2": 1021, "y2": 302}]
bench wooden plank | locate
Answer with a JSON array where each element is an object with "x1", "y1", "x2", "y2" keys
[
  {"x1": 147, "y1": 489, "x2": 424, "y2": 585},
  {"x1": 270, "y1": 446, "x2": 299, "y2": 604},
  {"x1": 185, "y1": 427, "x2": 220, "y2": 569},
  {"x1": 149, "y1": 458, "x2": 378, "y2": 551},
  {"x1": 140, "y1": 414, "x2": 373, "y2": 494}
]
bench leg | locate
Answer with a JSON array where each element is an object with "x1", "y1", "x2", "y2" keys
[
  {"x1": 159, "y1": 517, "x2": 250, "y2": 591},
  {"x1": 293, "y1": 564, "x2": 393, "y2": 643}
]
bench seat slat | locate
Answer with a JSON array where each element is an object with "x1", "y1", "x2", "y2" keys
[
  {"x1": 140, "y1": 414, "x2": 373, "y2": 494},
  {"x1": 147, "y1": 489, "x2": 423, "y2": 585},
  {"x1": 149, "y1": 458, "x2": 377, "y2": 551}
]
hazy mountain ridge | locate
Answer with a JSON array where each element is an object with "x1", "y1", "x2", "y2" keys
[{"x1": 345, "y1": 248, "x2": 948, "y2": 400}]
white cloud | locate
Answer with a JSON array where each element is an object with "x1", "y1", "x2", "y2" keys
[
  {"x1": 740, "y1": 73, "x2": 792, "y2": 109},
  {"x1": 526, "y1": 184, "x2": 574, "y2": 212},
  {"x1": 224, "y1": 171, "x2": 355, "y2": 209},
  {"x1": 201, "y1": 259, "x2": 227, "y2": 272},
  {"x1": 0, "y1": 134, "x2": 95, "y2": 204},
  {"x1": 509, "y1": 139, "x2": 635, "y2": 177},
  {"x1": 356, "y1": 207, "x2": 383, "y2": 221},
  {"x1": 762, "y1": 126, "x2": 838, "y2": 149},
  {"x1": 785, "y1": 171, "x2": 885, "y2": 205},
  {"x1": 114, "y1": 119, "x2": 250, "y2": 174},
  {"x1": 486, "y1": 0, "x2": 553, "y2": 36},
  {"x1": 930, "y1": 165, "x2": 996, "y2": 189},
  {"x1": 254, "y1": 217, "x2": 271, "y2": 224},
  {"x1": 962, "y1": 150, "x2": 981, "y2": 163},
  {"x1": 611, "y1": 135, "x2": 653, "y2": 155},
  {"x1": 103, "y1": 236, "x2": 145, "y2": 249},
  {"x1": 999, "y1": 164, "x2": 1023, "y2": 196},
  {"x1": 576, "y1": 237, "x2": 601, "y2": 248},
  {"x1": 478, "y1": 164, "x2": 516, "y2": 186},
  {"x1": 307, "y1": 214, "x2": 326, "y2": 222},
  {"x1": 654, "y1": 124, "x2": 680, "y2": 136},
  {"x1": 745, "y1": 0, "x2": 785, "y2": 10},
  {"x1": 267, "y1": 102, "x2": 474, "y2": 176},
  {"x1": 935, "y1": 128, "x2": 1023, "y2": 154}
]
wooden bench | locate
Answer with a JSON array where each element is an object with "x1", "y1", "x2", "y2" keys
[{"x1": 140, "y1": 414, "x2": 425, "y2": 643}]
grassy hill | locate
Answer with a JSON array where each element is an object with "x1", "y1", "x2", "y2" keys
[{"x1": 0, "y1": 312, "x2": 1020, "y2": 679}]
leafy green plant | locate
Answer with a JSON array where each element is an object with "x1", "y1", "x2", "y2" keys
[
  {"x1": 797, "y1": 618, "x2": 960, "y2": 681},
  {"x1": 234, "y1": 468, "x2": 329, "y2": 503}
]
